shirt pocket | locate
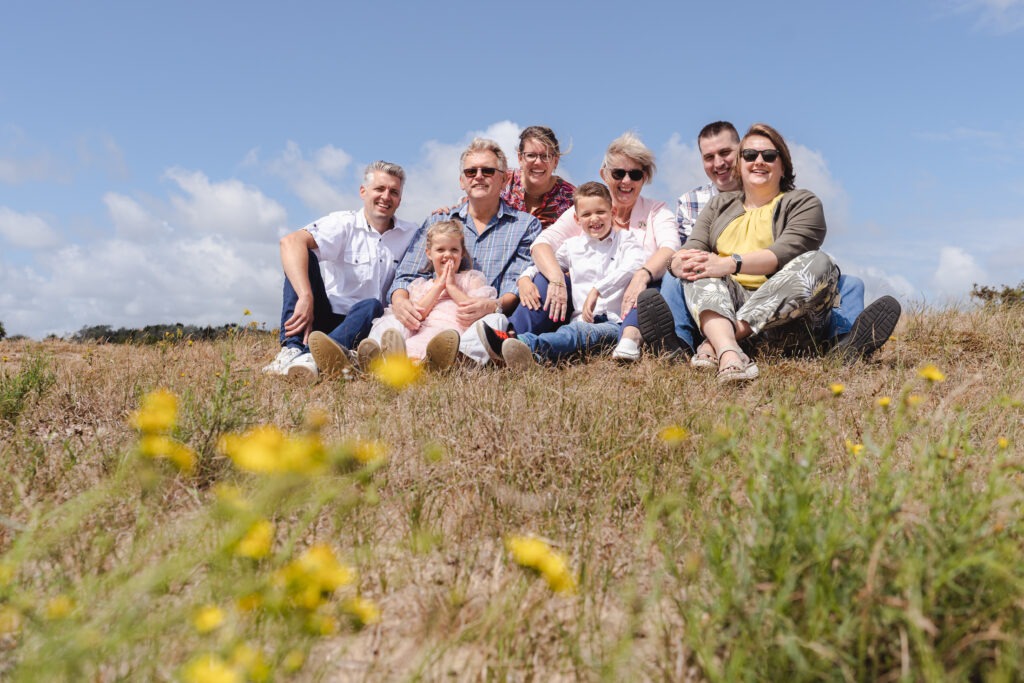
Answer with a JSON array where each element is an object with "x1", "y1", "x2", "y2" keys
[{"x1": 342, "y1": 248, "x2": 374, "y2": 281}]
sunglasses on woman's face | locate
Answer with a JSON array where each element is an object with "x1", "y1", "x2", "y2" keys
[
  {"x1": 608, "y1": 168, "x2": 644, "y2": 181},
  {"x1": 740, "y1": 149, "x2": 780, "y2": 163},
  {"x1": 462, "y1": 167, "x2": 499, "y2": 178}
]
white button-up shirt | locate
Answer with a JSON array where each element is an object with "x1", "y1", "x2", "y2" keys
[
  {"x1": 303, "y1": 210, "x2": 419, "y2": 315},
  {"x1": 521, "y1": 228, "x2": 645, "y2": 323}
]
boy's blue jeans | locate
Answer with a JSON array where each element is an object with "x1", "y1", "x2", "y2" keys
[
  {"x1": 517, "y1": 317, "x2": 621, "y2": 363},
  {"x1": 278, "y1": 250, "x2": 382, "y2": 353}
]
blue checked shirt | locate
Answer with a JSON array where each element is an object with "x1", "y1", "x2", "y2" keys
[
  {"x1": 676, "y1": 182, "x2": 718, "y2": 243},
  {"x1": 388, "y1": 200, "x2": 542, "y2": 301}
]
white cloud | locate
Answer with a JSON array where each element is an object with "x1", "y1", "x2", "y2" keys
[
  {"x1": 263, "y1": 141, "x2": 357, "y2": 216},
  {"x1": 930, "y1": 246, "x2": 987, "y2": 303},
  {"x1": 791, "y1": 144, "x2": 850, "y2": 236},
  {"x1": 0, "y1": 207, "x2": 60, "y2": 248},
  {"x1": 647, "y1": 133, "x2": 705, "y2": 211},
  {"x1": 103, "y1": 192, "x2": 166, "y2": 238},
  {"x1": 952, "y1": 0, "x2": 1024, "y2": 32},
  {"x1": 164, "y1": 167, "x2": 288, "y2": 240}
]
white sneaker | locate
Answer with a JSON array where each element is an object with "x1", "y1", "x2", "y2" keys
[
  {"x1": 284, "y1": 352, "x2": 318, "y2": 385},
  {"x1": 612, "y1": 338, "x2": 641, "y2": 362},
  {"x1": 262, "y1": 346, "x2": 303, "y2": 375}
]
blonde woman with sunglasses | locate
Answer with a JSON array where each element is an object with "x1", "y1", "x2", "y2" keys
[
  {"x1": 668, "y1": 123, "x2": 839, "y2": 383},
  {"x1": 510, "y1": 132, "x2": 679, "y2": 360}
]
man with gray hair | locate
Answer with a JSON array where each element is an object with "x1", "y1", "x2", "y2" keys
[
  {"x1": 262, "y1": 161, "x2": 419, "y2": 383},
  {"x1": 388, "y1": 138, "x2": 542, "y2": 366}
]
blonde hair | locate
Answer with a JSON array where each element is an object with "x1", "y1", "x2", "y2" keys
[
  {"x1": 602, "y1": 131, "x2": 656, "y2": 182},
  {"x1": 460, "y1": 138, "x2": 508, "y2": 173},
  {"x1": 424, "y1": 219, "x2": 472, "y2": 272}
]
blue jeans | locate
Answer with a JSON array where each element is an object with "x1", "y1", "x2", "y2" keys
[
  {"x1": 620, "y1": 281, "x2": 661, "y2": 336},
  {"x1": 660, "y1": 271, "x2": 867, "y2": 349},
  {"x1": 278, "y1": 250, "x2": 383, "y2": 352},
  {"x1": 659, "y1": 272, "x2": 701, "y2": 353},
  {"x1": 829, "y1": 274, "x2": 864, "y2": 339},
  {"x1": 508, "y1": 273, "x2": 574, "y2": 335},
  {"x1": 518, "y1": 318, "x2": 621, "y2": 363}
]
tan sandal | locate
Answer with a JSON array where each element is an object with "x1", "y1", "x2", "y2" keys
[
  {"x1": 716, "y1": 346, "x2": 759, "y2": 384},
  {"x1": 690, "y1": 340, "x2": 718, "y2": 370}
]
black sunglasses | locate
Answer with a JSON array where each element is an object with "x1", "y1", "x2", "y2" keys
[
  {"x1": 462, "y1": 167, "x2": 499, "y2": 178},
  {"x1": 740, "y1": 149, "x2": 780, "y2": 163},
  {"x1": 608, "y1": 168, "x2": 644, "y2": 181}
]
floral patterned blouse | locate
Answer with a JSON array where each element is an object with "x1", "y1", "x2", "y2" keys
[{"x1": 500, "y1": 169, "x2": 575, "y2": 229}]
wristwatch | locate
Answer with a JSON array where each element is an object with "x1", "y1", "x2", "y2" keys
[{"x1": 731, "y1": 253, "x2": 743, "y2": 274}]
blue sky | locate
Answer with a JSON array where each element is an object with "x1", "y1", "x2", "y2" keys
[{"x1": 1, "y1": 0, "x2": 1022, "y2": 338}]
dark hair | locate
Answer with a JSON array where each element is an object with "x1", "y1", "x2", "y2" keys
[
  {"x1": 697, "y1": 121, "x2": 739, "y2": 146},
  {"x1": 518, "y1": 126, "x2": 561, "y2": 156},
  {"x1": 573, "y1": 181, "x2": 612, "y2": 208},
  {"x1": 741, "y1": 122, "x2": 795, "y2": 192}
]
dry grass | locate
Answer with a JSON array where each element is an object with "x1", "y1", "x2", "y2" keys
[{"x1": 1, "y1": 305, "x2": 1023, "y2": 681}]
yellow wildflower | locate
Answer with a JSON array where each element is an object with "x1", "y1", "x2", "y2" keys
[
  {"x1": 351, "y1": 440, "x2": 387, "y2": 465},
  {"x1": 44, "y1": 594, "x2": 75, "y2": 620},
  {"x1": 218, "y1": 425, "x2": 325, "y2": 475},
  {"x1": 0, "y1": 605, "x2": 22, "y2": 635},
  {"x1": 192, "y1": 604, "x2": 226, "y2": 634},
  {"x1": 998, "y1": 437, "x2": 1010, "y2": 450},
  {"x1": 305, "y1": 611, "x2": 339, "y2": 636},
  {"x1": 181, "y1": 653, "x2": 242, "y2": 683},
  {"x1": 845, "y1": 439, "x2": 865, "y2": 456},
  {"x1": 370, "y1": 355, "x2": 422, "y2": 390},
  {"x1": 658, "y1": 425, "x2": 689, "y2": 446},
  {"x1": 129, "y1": 389, "x2": 178, "y2": 434},
  {"x1": 243, "y1": 309, "x2": 252, "y2": 316},
  {"x1": 343, "y1": 596, "x2": 381, "y2": 626},
  {"x1": 505, "y1": 535, "x2": 578, "y2": 594},
  {"x1": 282, "y1": 650, "x2": 305, "y2": 672},
  {"x1": 212, "y1": 484, "x2": 250, "y2": 513},
  {"x1": 273, "y1": 544, "x2": 355, "y2": 610},
  {"x1": 876, "y1": 396, "x2": 892, "y2": 408},
  {"x1": 918, "y1": 364, "x2": 946, "y2": 383},
  {"x1": 905, "y1": 393, "x2": 924, "y2": 407},
  {"x1": 236, "y1": 593, "x2": 263, "y2": 613},
  {"x1": 230, "y1": 643, "x2": 270, "y2": 683},
  {"x1": 829, "y1": 383, "x2": 845, "y2": 396},
  {"x1": 235, "y1": 520, "x2": 274, "y2": 559}
]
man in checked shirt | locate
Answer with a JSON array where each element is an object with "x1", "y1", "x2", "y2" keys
[{"x1": 639, "y1": 121, "x2": 900, "y2": 361}]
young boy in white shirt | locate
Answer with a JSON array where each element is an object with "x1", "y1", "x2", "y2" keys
[{"x1": 479, "y1": 182, "x2": 645, "y2": 369}]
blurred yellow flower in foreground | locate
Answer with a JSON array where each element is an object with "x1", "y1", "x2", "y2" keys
[
  {"x1": 658, "y1": 425, "x2": 689, "y2": 446},
  {"x1": 138, "y1": 434, "x2": 196, "y2": 474},
  {"x1": 230, "y1": 644, "x2": 270, "y2": 683},
  {"x1": 181, "y1": 653, "x2": 241, "y2": 683},
  {"x1": 370, "y1": 355, "x2": 422, "y2": 390},
  {"x1": 235, "y1": 520, "x2": 274, "y2": 559},
  {"x1": 998, "y1": 437, "x2": 1010, "y2": 450},
  {"x1": 876, "y1": 397, "x2": 892, "y2": 408},
  {"x1": 505, "y1": 535, "x2": 578, "y2": 594},
  {"x1": 129, "y1": 389, "x2": 178, "y2": 434},
  {"x1": 282, "y1": 650, "x2": 305, "y2": 672},
  {"x1": 845, "y1": 439, "x2": 865, "y2": 456},
  {"x1": 192, "y1": 605, "x2": 226, "y2": 634},
  {"x1": 0, "y1": 562, "x2": 15, "y2": 587},
  {"x1": 905, "y1": 393, "x2": 924, "y2": 407},
  {"x1": 918, "y1": 364, "x2": 946, "y2": 383},
  {"x1": 829, "y1": 383, "x2": 845, "y2": 396},
  {"x1": 243, "y1": 309, "x2": 252, "y2": 316},
  {"x1": 44, "y1": 595, "x2": 75, "y2": 620},
  {"x1": 351, "y1": 440, "x2": 387, "y2": 465},
  {"x1": 343, "y1": 596, "x2": 381, "y2": 626},
  {"x1": 273, "y1": 544, "x2": 355, "y2": 610},
  {"x1": 219, "y1": 426, "x2": 325, "y2": 475}
]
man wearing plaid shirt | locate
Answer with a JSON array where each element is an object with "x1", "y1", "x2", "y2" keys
[
  {"x1": 641, "y1": 121, "x2": 899, "y2": 360},
  {"x1": 389, "y1": 138, "x2": 542, "y2": 364}
]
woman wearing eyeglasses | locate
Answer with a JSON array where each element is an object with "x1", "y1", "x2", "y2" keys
[
  {"x1": 501, "y1": 126, "x2": 576, "y2": 229},
  {"x1": 508, "y1": 132, "x2": 679, "y2": 357},
  {"x1": 669, "y1": 123, "x2": 839, "y2": 383}
]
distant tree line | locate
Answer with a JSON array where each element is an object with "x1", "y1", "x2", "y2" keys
[
  {"x1": 71, "y1": 323, "x2": 270, "y2": 344},
  {"x1": 970, "y1": 282, "x2": 1024, "y2": 308}
]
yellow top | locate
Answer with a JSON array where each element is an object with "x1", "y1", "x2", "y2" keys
[{"x1": 715, "y1": 193, "x2": 784, "y2": 290}]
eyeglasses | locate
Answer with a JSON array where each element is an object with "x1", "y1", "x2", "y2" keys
[
  {"x1": 462, "y1": 167, "x2": 500, "y2": 178},
  {"x1": 608, "y1": 168, "x2": 645, "y2": 181},
  {"x1": 740, "y1": 149, "x2": 780, "y2": 163},
  {"x1": 521, "y1": 152, "x2": 555, "y2": 163}
]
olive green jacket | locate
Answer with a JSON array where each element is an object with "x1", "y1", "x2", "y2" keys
[{"x1": 681, "y1": 189, "x2": 826, "y2": 269}]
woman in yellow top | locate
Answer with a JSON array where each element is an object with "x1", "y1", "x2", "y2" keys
[{"x1": 669, "y1": 123, "x2": 839, "y2": 383}]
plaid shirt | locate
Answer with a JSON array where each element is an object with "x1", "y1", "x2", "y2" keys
[
  {"x1": 676, "y1": 182, "x2": 718, "y2": 242},
  {"x1": 388, "y1": 200, "x2": 542, "y2": 300}
]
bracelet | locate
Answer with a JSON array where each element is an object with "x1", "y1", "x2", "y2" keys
[{"x1": 640, "y1": 266, "x2": 655, "y2": 282}]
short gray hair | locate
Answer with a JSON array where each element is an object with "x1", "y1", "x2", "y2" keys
[
  {"x1": 363, "y1": 160, "x2": 405, "y2": 185},
  {"x1": 460, "y1": 138, "x2": 508, "y2": 173},
  {"x1": 602, "y1": 131, "x2": 656, "y2": 182}
]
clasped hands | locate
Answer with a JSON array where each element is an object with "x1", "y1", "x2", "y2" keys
[{"x1": 670, "y1": 249, "x2": 733, "y2": 281}]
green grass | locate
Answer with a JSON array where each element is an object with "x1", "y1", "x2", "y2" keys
[{"x1": 0, "y1": 307, "x2": 1022, "y2": 681}]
